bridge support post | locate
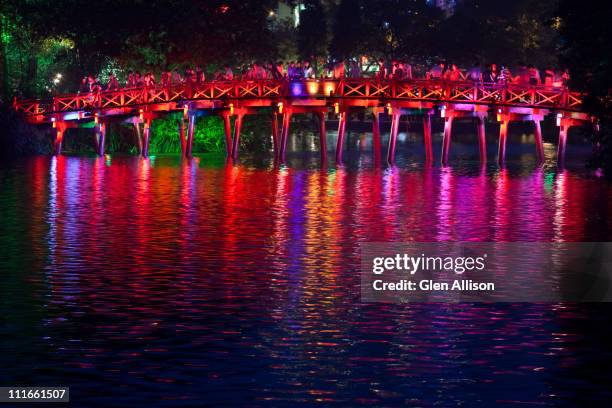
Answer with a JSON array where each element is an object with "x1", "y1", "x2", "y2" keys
[
  {"x1": 132, "y1": 118, "x2": 143, "y2": 155},
  {"x1": 142, "y1": 118, "x2": 151, "y2": 158},
  {"x1": 441, "y1": 114, "x2": 454, "y2": 165},
  {"x1": 95, "y1": 123, "x2": 106, "y2": 156},
  {"x1": 178, "y1": 119, "x2": 187, "y2": 157},
  {"x1": 557, "y1": 119, "x2": 569, "y2": 167},
  {"x1": 498, "y1": 117, "x2": 509, "y2": 165},
  {"x1": 476, "y1": 115, "x2": 487, "y2": 163},
  {"x1": 534, "y1": 120, "x2": 544, "y2": 164},
  {"x1": 335, "y1": 111, "x2": 347, "y2": 163},
  {"x1": 223, "y1": 113, "x2": 232, "y2": 157},
  {"x1": 423, "y1": 113, "x2": 433, "y2": 162},
  {"x1": 52, "y1": 122, "x2": 65, "y2": 156},
  {"x1": 318, "y1": 111, "x2": 327, "y2": 162},
  {"x1": 231, "y1": 113, "x2": 244, "y2": 160},
  {"x1": 280, "y1": 109, "x2": 292, "y2": 162},
  {"x1": 272, "y1": 113, "x2": 279, "y2": 159},
  {"x1": 372, "y1": 111, "x2": 382, "y2": 164},
  {"x1": 186, "y1": 113, "x2": 196, "y2": 158},
  {"x1": 387, "y1": 112, "x2": 400, "y2": 164}
]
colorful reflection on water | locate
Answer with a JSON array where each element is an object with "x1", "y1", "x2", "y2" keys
[{"x1": 1, "y1": 144, "x2": 612, "y2": 406}]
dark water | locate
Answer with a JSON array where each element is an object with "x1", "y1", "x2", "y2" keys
[{"x1": 1, "y1": 132, "x2": 612, "y2": 407}]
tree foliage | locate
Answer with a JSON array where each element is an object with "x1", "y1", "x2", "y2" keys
[
  {"x1": 558, "y1": 0, "x2": 612, "y2": 175},
  {"x1": 1, "y1": 0, "x2": 278, "y2": 97},
  {"x1": 297, "y1": 0, "x2": 327, "y2": 61}
]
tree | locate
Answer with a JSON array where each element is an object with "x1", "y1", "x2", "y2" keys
[
  {"x1": 329, "y1": 0, "x2": 369, "y2": 60},
  {"x1": 0, "y1": 0, "x2": 280, "y2": 98},
  {"x1": 297, "y1": 0, "x2": 327, "y2": 61},
  {"x1": 558, "y1": 0, "x2": 612, "y2": 175},
  {"x1": 438, "y1": 0, "x2": 558, "y2": 67}
]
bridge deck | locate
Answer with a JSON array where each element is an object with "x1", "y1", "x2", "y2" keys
[{"x1": 14, "y1": 79, "x2": 585, "y2": 124}]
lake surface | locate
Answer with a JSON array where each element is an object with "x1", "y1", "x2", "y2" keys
[{"x1": 1, "y1": 131, "x2": 612, "y2": 406}]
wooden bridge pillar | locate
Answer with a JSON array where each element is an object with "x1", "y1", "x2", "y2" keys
[
  {"x1": 185, "y1": 112, "x2": 196, "y2": 158},
  {"x1": 52, "y1": 122, "x2": 66, "y2": 156},
  {"x1": 95, "y1": 123, "x2": 106, "y2": 156},
  {"x1": 476, "y1": 115, "x2": 487, "y2": 163},
  {"x1": 441, "y1": 114, "x2": 454, "y2": 165},
  {"x1": 534, "y1": 120, "x2": 545, "y2": 164},
  {"x1": 271, "y1": 112, "x2": 279, "y2": 159},
  {"x1": 387, "y1": 112, "x2": 401, "y2": 164},
  {"x1": 178, "y1": 119, "x2": 187, "y2": 157},
  {"x1": 132, "y1": 118, "x2": 143, "y2": 155},
  {"x1": 279, "y1": 109, "x2": 292, "y2": 162},
  {"x1": 142, "y1": 118, "x2": 152, "y2": 158},
  {"x1": 498, "y1": 117, "x2": 509, "y2": 165},
  {"x1": 223, "y1": 113, "x2": 232, "y2": 157},
  {"x1": 231, "y1": 113, "x2": 244, "y2": 160},
  {"x1": 423, "y1": 113, "x2": 433, "y2": 162},
  {"x1": 318, "y1": 111, "x2": 327, "y2": 162},
  {"x1": 557, "y1": 118, "x2": 570, "y2": 167},
  {"x1": 372, "y1": 111, "x2": 382, "y2": 164},
  {"x1": 335, "y1": 111, "x2": 347, "y2": 163}
]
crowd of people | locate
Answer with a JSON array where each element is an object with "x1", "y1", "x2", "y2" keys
[
  {"x1": 76, "y1": 58, "x2": 571, "y2": 95},
  {"x1": 423, "y1": 61, "x2": 570, "y2": 87}
]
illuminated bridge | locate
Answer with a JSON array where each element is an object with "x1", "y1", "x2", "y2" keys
[{"x1": 13, "y1": 79, "x2": 594, "y2": 165}]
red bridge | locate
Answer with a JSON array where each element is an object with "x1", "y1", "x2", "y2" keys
[{"x1": 13, "y1": 79, "x2": 594, "y2": 165}]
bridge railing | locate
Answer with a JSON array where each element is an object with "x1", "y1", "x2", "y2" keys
[{"x1": 13, "y1": 79, "x2": 584, "y2": 118}]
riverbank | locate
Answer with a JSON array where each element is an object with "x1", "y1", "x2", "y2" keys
[{"x1": 0, "y1": 104, "x2": 49, "y2": 158}]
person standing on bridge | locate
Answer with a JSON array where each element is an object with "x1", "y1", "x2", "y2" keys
[
  {"x1": 402, "y1": 61, "x2": 413, "y2": 80},
  {"x1": 497, "y1": 65, "x2": 512, "y2": 84},
  {"x1": 514, "y1": 63, "x2": 529, "y2": 85},
  {"x1": 145, "y1": 72, "x2": 156, "y2": 87},
  {"x1": 303, "y1": 61, "x2": 315, "y2": 79},
  {"x1": 183, "y1": 66, "x2": 194, "y2": 84},
  {"x1": 276, "y1": 61, "x2": 286, "y2": 78},
  {"x1": 107, "y1": 72, "x2": 119, "y2": 91},
  {"x1": 126, "y1": 71, "x2": 135, "y2": 88},
  {"x1": 286, "y1": 62, "x2": 295, "y2": 79},
  {"x1": 160, "y1": 68, "x2": 171, "y2": 99},
  {"x1": 333, "y1": 60, "x2": 345, "y2": 79},
  {"x1": 134, "y1": 72, "x2": 143, "y2": 87},
  {"x1": 87, "y1": 75, "x2": 95, "y2": 91},
  {"x1": 446, "y1": 63, "x2": 465, "y2": 81},
  {"x1": 248, "y1": 62, "x2": 264, "y2": 80},
  {"x1": 486, "y1": 64, "x2": 498, "y2": 83},
  {"x1": 245, "y1": 63, "x2": 254, "y2": 80},
  {"x1": 89, "y1": 76, "x2": 102, "y2": 106},
  {"x1": 428, "y1": 61, "x2": 445, "y2": 80},
  {"x1": 223, "y1": 65, "x2": 234, "y2": 81},
  {"x1": 376, "y1": 58, "x2": 387, "y2": 80},
  {"x1": 171, "y1": 68, "x2": 182, "y2": 85},
  {"x1": 544, "y1": 67, "x2": 555, "y2": 87},
  {"x1": 184, "y1": 67, "x2": 195, "y2": 97},
  {"x1": 195, "y1": 66, "x2": 205, "y2": 83},
  {"x1": 79, "y1": 76, "x2": 90, "y2": 94},
  {"x1": 348, "y1": 59, "x2": 361, "y2": 78},
  {"x1": 268, "y1": 62, "x2": 281, "y2": 80},
  {"x1": 142, "y1": 72, "x2": 155, "y2": 103},
  {"x1": 391, "y1": 61, "x2": 404, "y2": 80},
  {"x1": 561, "y1": 68, "x2": 570, "y2": 88},
  {"x1": 466, "y1": 62, "x2": 483, "y2": 83},
  {"x1": 527, "y1": 64, "x2": 541, "y2": 86},
  {"x1": 161, "y1": 68, "x2": 171, "y2": 88}
]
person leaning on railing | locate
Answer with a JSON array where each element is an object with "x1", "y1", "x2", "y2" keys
[{"x1": 107, "y1": 72, "x2": 119, "y2": 91}]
